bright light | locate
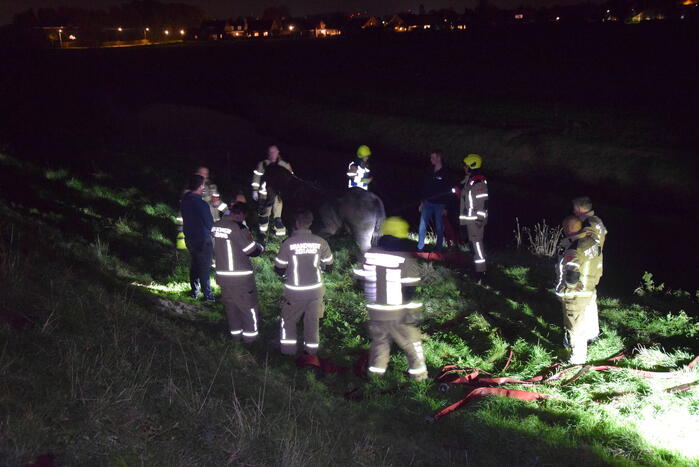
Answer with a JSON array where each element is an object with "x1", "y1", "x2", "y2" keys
[
  {"x1": 164, "y1": 29, "x2": 169, "y2": 35},
  {"x1": 289, "y1": 25, "x2": 295, "y2": 31},
  {"x1": 68, "y1": 34, "x2": 76, "y2": 40},
  {"x1": 555, "y1": 16, "x2": 561, "y2": 21},
  {"x1": 319, "y1": 28, "x2": 327, "y2": 35},
  {"x1": 58, "y1": 29, "x2": 63, "y2": 33},
  {"x1": 179, "y1": 29, "x2": 185, "y2": 36},
  {"x1": 634, "y1": 403, "x2": 699, "y2": 458},
  {"x1": 145, "y1": 27, "x2": 150, "y2": 31},
  {"x1": 117, "y1": 27, "x2": 123, "y2": 32}
]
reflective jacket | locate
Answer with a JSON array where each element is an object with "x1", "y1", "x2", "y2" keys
[
  {"x1": 347, "y1": 159, "x2": 371, "y2": 190},
  {"x1": 251, "y1": 159, "x2": 293, "y2": 196},
  {"x1": 580, "y1": 210, "x2": 607, "y2": 251},
  {"x1": 555, "y1": 234, "x2": 602, "y2": 299},
  {"x1": 275, "y1": 229, "x2": 333, "y2": 299},
  {"x1": 212, "y1": 217, "x2": 262, "y2": 285},
  {"x1": 354, "y1": 236, "x2": 422, "y2": 321},
  {"x1": 459, "y1": 171, "x2": 488, "y2": 225}
]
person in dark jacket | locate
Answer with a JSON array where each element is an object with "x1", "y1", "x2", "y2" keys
[
  {"x1": 180, "y1": 174, "x2": 214, "y2": 300},
  {"x1": 418, "y1": 151, "x2": 456, "y2": 251}
]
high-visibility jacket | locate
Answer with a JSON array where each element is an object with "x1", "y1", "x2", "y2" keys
[
  {"x1": 555, "y1": 234, "x2": 602, "y2": 299},
  {"x1": 459, "y1": 172, "x2": 488, "y2": 225},
  {"x1": 274, "y1": 229, "x2": 333, "y2": 299},
  {"x1": 251, "y1": 159, "x2": 293, "y2": 196},
  {"x1": 354, "y1": 238, "x2": 422, "y2": 321},
  {"x1": 580, "y1": 210, "x2": 607, "y2": 251},
  {"x1": 347, "y1": 159, "x2": 371, "y2": 190},
  {"x1": 212, "y1": 217, "x2": 262, "y2": 285}
]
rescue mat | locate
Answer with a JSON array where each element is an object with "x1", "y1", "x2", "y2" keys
[{"x1": 431, "y1": 351, "x2": 699, "y2": 421}]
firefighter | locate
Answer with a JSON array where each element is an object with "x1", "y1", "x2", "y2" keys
[
  {"x1": 555, "y1": 216, "x2": 603, "y2": 364},
  {"x1": 354, "y1": 217, "x2": 427, "y2": 381},
  {"x1": 251, "y1": 145, "x2": 293, "y2": 236},
  {"x1": 459, "y1": 154, "x2": 489, "y2": 274},
  {"x1": 212, "y1": 202, "x2": 264, "y2": 343},
  {"x1": 347, "y1": 145, "x2": 373, "y2": 190},
  {"x1": 572, "y1": 196, "x2": 607, "y2": 343},
  {"x1": 181, "y1": 175, "x2": 215, "y2": 301},
  {"x1": 273, "y1": 210, "x2": 333, "y2": 355}
]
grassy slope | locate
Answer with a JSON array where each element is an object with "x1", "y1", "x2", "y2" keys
[{"x1": 1, "y1": 151, "x2": 698, "y2": 466}]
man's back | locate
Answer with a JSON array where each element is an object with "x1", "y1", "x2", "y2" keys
[{"x1": 181, "y1": 191, "x2": 213, "y2": 245}]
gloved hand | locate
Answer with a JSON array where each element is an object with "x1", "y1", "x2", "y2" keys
[{"x1": 252, "y1": 191, "x2": 259, "y2": 201}]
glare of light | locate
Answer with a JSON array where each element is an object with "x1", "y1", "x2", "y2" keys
[
  {"x1": 555, "y1": 16, "x2": 561, "y2": 21},
  {"x1": 145, "y1": 27, "x2": 150, "y2": 31},
  {"x1": 179, "y1": 29, "x2": 185, "y2": 35},
  {"x1": 117, "y1": 27, "x2": 123, "y2": 32},
  {"x1": 289, "y1": 25, "x2": 295, "y2": 31},
  {"x1": 319, "y1": 28, "x2": 327, "y2": 35},
  {"x1": 634, "y1": 404, "x2": 699, "y2": 458},
  {"x1": 68, "y1": 34, "x2": 76, "y2": 40},
  {"x1": 58, "y1": 29, "x2": 63, "y2": 33},
  {"x1": 164, "y1": 29, "x2": 169, "y2": 35}
]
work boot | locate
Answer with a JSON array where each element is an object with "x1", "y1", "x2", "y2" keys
[
  {"x1": 258, "y1": 216, "x2": 269, "y2": 233},
  {"x1": 274, "y1": 217, "x2": 287, "y2": 237}
]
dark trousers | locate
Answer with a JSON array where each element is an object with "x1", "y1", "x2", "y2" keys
[{"x1": 187, "y1": 239, "x2": 213, "y2": 298}]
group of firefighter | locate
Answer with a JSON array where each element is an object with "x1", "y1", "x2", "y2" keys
[{"x1": 179, "y1": 144, "x2": 607, "y2": 381}]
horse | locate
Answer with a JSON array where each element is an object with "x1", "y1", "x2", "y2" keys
[{"x1": 260, "y1": 164, "x2": 385, "y2": 251}]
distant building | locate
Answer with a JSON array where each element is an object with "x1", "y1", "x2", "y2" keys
[{"x1": 388, "y1": 14, "x2": 438, "y2": 32}]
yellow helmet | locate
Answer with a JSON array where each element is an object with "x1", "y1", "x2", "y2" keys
[
  {"x1": 380, "y1": 216, "x2": 409, "y2": 239},
  {"x1": 463, "y1": 154, "x2": 482, "y2": 169},
  {"x1": 357, "y1": 145, "x2": 372, "y2": 158}
]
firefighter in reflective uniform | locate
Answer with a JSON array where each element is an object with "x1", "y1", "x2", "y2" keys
[
  {"x1": 274, "y1": 211, "x2": 333, "y2": 355},
  {"x1": 354, "y1": 217, "x2": 427, "y2": 381},
  {"x1": 459, "y1": 154, "x2": 489, "y2": 274},
  {"x1": 347, "y1": 145, "x2": 373, "y2": 190},
  {"x1": 572, "y1": 196, "x2": 607, "y2": 343},
  {"x1": 555, "y1": 216, "x2": 603, "y2": 364},
  {"x1": 194, "y1": 166, "x2": 226, "y2": 221},
  {"x1": 251, "y1": 145, "x2": 293, "y2": 236},
  {"x1": 212, "y1": 202, "x2": 264, "y2": 343}
]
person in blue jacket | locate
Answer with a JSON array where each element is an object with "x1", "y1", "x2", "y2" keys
[{"x1": 180, "y1": 174, "x2": 215, "y2": 301}]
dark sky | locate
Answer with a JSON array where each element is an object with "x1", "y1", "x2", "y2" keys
[{"x1": 1, "y1": 0, "x2": 584, "y2": 26}]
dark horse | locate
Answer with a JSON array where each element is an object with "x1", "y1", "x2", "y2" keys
[{"x1": 261, "y1": 164, "x2": 385, "y2": 251}]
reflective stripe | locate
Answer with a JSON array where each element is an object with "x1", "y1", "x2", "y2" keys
[
  {"x1": 409, "y1": 366, "x2": 427, "y2": 375},
  {"x1": 474, "y1": 259, "x2": 486, "y2": 263},
  {"x1": 556, "y1": 259, "x2": 565, "y2": 291},
  {"x1": 259, "y1": 224, "x2": 268, "y2": 232},
  {"x1": 475, "y1": 193, "x2": 489, "y2": 198},
  {"x1": 292, "y1": 256, "x2": 298, "y2": 285},
  {"x1": 226, "y1": 240, "x2": 233, "y2": 271},
  {"x1": 250, "y1": 308, "x2": 257, "y2": 332},
  {"x1": 281, "y1": 318, "x2": 286, "y2": 340},
  {"x1": 275, "y1": 257, "x2": 289, "y2": 265},
  {"x1": 251, "y1": 182, "x2": 260, "y2": 188},
  {"x1": 365, "y1": 252, "x2": 405, "y2": 267},
  {"x1": 280, "y1": 339, "x2": 297, "y2": 345},
  {"x1": 475, "y1": 242, "x2": 485, "y2": 261},
  {"x1": 368, "y1": 366, "x2": 386, "y2": 374},
  {"x1": 346, "y1": 172, "x2": 355, "y2": 176},
  {"x1": 401, "y1": 277, "x2": 420, "y2": 284},
  {"x1": 218, "y1": 203, "x2": 227, "y2": 212},
  {"x1": 242, "y1": 242, "x2": 257, "y2": 253},
  {"x1": 259, "y1": 189, "x2": 267, "y2": 195},
  {"x1": 230, "y1": 329, "x2": 243, "y2": 335},
  {"x1": 353, "y1": 268, "x2": 376, "y2": 278},
  {"x1": 216, "y1": 270, "x2": 253, "y2": 276},
  {"x1": 321, "y1": 254, "x2": 333, "y2": 263},
  {"x1": 566, "y1": 262, "x2": 580, "y2": 268},
  {"x1": 275, "y1": 230, "x2": 286, "y2": 236},
  {"x1": 243, "y1": 331, "x2": 258, "y2": 337},
  {"x1": 386, "y1": 267, "x2": 403, "y2": 305},
  {"x1": 413, "y1": 342, "x2": 425, "y2": 362},
  {"x1": 253, "y1": 170, "x2": 264, "y2": 176},
  {"x1": 305, "y1": 343, "x2": 319, "y2": 348},
  {"x1": 284, "y1": 283, "x2": 323, "y2": 291},
  {"x1": 460, "y1": 215, "x2": 478, "y2": 220},
  {"x1": 366, "y1": 302, "x2": 422, "y2": 311},
  {"x1": 314, "y1": 254, "x2": 320, "y2": 283},
  {"x1": 555, "y1": 291, "x2": 594, "y2": 297},
  {"x1": 477, "y1": 211, "x2": 487, "y2": 217}
]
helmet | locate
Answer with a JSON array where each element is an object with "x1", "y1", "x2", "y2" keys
[
  {"x1": 463, "y1": 154, "x2": 482, "y2": 169},
  {"x1": 357, "y1": 145, "x2": 372, "y2": 158},
  {"x1": 380, "y1": 216, "x2": 409, "y2": 239}
]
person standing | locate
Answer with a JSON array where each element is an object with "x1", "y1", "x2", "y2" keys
[
  {"x1": 251, "y1": 145, "x2": 293, "y2": 236},
  {"x1": 418, "y1": 150, "x2": 455, "y2": 251},
  {"x1": 572, "y1": 196, "x2": 607, "y2": 343},
  {"x1": 459, "y1": 154, "x2": 489, "y2": 274},
  {"x1": 347, "y1": 145, "x2": 373, "y2": 190},
  {"x1": 212, "y1": 202, "x2": 264, "y2": 343},
  {"x1": 354, "y1": 217, "x2": 427, "y2": 381},
  {"x1": 274, "y1": 211, "x2": 333, "y2": 355},
  {"x1": 180, "y1": 174, "x2": 215, "y2": 301},
  {"x1": 555, "y1": 215, "x2": 603, "y2": 364},
  {"x1": 194, "y1": 166, "x2": 227, "y2": 221}
]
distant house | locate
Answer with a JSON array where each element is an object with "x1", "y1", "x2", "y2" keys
[
  {"x1": 246, "y1": 19, "x2": 280, "y2": 37},
  {"x1": 200, "y1": 20, "x2": 229, "y2": 40},
  {"x1": 228, "y1": 18, "x2": 246, "y2": 38},
  {"x1": 388, "y1": 14, "x2": 438, "y2": 32}
]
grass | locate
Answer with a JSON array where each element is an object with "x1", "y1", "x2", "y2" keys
[{"x1": 0, "y1": 151, "x2": 698, "y2": 465}]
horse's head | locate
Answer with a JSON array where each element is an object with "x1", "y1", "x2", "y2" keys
[{"x1": 262, "y1": 164, "x2": 296, "y2": 196}]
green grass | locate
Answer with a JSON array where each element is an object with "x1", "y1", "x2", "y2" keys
[{"x1": 0, "y1": 152, "x2": 698, "y2": 465}]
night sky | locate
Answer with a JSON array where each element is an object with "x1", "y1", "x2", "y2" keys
[{"x1": 1, "y1": 0, "x2": 587, "y2": 26}]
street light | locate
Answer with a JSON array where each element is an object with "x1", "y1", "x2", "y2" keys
[
  {"x1": 117, "y1": 27, "x2": 123, "y2": 32},
  {"x1": 144, "y1": 27, "x2": 149, "y2": 41},
  {"x1": 179, "y1": 29, "x2": 185, "y2": 36},
  {"x1": 58, "y1": 28, "x2": 63, "y2": 48},
  {"x1": 289, "y1": 25, "x2": 295, "y2": 31},
  {"x1": 164, "y1": 29, "x2": 169, "y2": 35}
]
